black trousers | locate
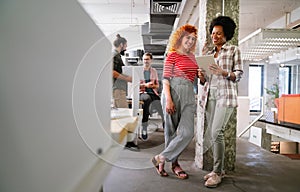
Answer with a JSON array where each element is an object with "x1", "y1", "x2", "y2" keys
[{"x1": 140, "y1": 93, "x2": 163, "y2": 124}]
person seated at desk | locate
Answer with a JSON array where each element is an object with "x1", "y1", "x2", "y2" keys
[{"x1": 140, "y1": 52, "x2": 164, "y2": 140}]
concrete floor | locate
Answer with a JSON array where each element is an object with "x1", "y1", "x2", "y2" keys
[{"x1": 103, "y1": 119, "x2": 300, "y2": 192}]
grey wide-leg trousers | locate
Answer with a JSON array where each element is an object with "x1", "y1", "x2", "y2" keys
[{"x1": 161, "y1": 77, "x2": 196, "y2": 163}]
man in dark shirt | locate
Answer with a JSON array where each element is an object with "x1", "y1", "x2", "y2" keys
[
  {"x1": 112, "y1": 35, "x2": 131, "y2": 108},
  {"x1": 112, "y1": 34, "x2": 139, "y2": 151}
]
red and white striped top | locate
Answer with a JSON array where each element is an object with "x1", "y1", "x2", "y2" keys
[{"x1": 163, "y1": 51, "x2": 199, "y2": 82}]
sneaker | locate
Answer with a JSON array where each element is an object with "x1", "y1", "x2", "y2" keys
[
  {"x1": 204, "y1": 172, "x2": 222, "y2": 188},
  {"x1": 204, "y1": 170, "x2": 225, "y2": 181},
  {"x1": 141, "y1": 129, "x2": 148, "y2": 140},
  {"x1": 124, "y1": 142, "x2": 140, "y2": 152}
]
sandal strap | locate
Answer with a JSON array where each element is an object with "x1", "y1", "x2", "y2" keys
[
  {"x1": 171, "y1": 162, "x2": 180, "y2": 169},
  {"x1": 172, "y1": 165, "x2": 186, "y2": 174},
  {"x1": 175, "y1": 171, "x2": 187, "y2": 176}
]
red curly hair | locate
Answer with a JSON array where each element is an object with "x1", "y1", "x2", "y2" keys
[{"x1": 167, "y1": 24, "x2": 198, "y2": 53}]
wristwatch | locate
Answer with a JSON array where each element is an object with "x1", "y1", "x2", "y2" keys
[{"x1": 226, "y1": 72, "x2": 231, "y2": 79}]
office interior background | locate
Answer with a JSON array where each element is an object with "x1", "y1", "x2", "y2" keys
[
  {"x1": 80, "y1": 0, "x2": 300, "y2": 115},
  {"x1": 79, "y1": 0, "x2": 300, "y2": 150},
  {"x1": 1, "y1": 0, "x2": 300, "y2": 192}
]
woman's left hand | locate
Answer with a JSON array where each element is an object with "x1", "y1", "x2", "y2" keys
[{"x1": 209, "y1": 63, "x2": 223, "y2": 75}]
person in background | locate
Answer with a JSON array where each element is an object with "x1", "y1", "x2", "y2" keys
[
  {"x1": 112, "y1": 34, "x2": 139, "y2": 152},
  {"x1": 152, "y1": 24, "x2": 201, "y2": 179},
  {"x1": 139, "y1": 52, "x2": 164, "y2": 140},
  {"x1": 199, "y1": 16, "x2": 243, "y2": 187}
]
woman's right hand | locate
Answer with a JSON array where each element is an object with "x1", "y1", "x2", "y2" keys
[
  {"x1": 198, "y1": 68, "x2": 206, "y2": 83},
  {"x1": 198, "y1": 68, "x2": 206, "y2": 78},
  {"x1": 166, "y1": 99, "x2": 176, "y2": 115}
]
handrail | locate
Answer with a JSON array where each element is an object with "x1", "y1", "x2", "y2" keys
[
  {"x1": 238, "y1": 113, "x2": 263, "y2": 137},
  {"x1": 238, "y1": 97, "x2": 264, "y2": 137}
]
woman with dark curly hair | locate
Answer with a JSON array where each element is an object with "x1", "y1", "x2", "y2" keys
[
  {"x1": 199, "y1": 16, "x2": 243, "y2": 187},
  {"x1": 152, "y1": 24, "x2": 201, "y2": 180}
]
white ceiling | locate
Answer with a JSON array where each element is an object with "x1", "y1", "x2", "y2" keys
[
  {"x1": 78, "y1": 0, "x2": 300, "y2": 41},
  {"x1": 239, "y1": 0, "x2": 300, "y2": 39},
  {"x1": 79, "y1": 0, "x2": 150, "y2": 35}
]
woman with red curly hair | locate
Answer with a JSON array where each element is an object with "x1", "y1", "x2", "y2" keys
[{"x1": 152, "y1": 24, "x2": 201, "y2": 180}]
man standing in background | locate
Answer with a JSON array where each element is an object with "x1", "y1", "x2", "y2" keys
[{"x1": 112, "y1": 34, "x2": 139, "y2": 151}]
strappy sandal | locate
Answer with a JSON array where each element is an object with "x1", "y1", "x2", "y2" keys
[
  {"x1": 151, "y1": 156, "x2": 168, "y2": 177},
  {"x1": 171, "y1": 162, "x2": 189, "y2": 179}
]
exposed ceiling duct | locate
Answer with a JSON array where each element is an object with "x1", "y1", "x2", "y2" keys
[
  {"x1": 142, "y1": 0, "x2": 182, "y2": 57},
  {"x1": 239, "y1": 28, "x2": 300, "y2": 61}
]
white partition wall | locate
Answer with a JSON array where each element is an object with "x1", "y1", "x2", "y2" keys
[
  {"x1": 0, "y1": 1, "x2": 115, "y2": 191},
  {"x1": 123, "y1": 66, "x2": 144, "y2": 116},
  {"x1": 237, "y1": 97, "x2": 251, "y2": 138}
]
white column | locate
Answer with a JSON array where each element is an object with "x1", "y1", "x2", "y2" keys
[
  {"x1": 194, "y1": 0, "x2": 209, "y2": 169},
  {"x1": 131, "y1": 66, "x2": 143, "y2": 116}
]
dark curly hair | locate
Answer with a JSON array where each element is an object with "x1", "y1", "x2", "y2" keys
[{"x1": 209, "y1": 16, "x2": 236, "y2": 41}]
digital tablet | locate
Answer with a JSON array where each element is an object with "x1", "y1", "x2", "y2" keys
[{"x1": 196, "y1": 55, "x2": 215, "y2": 76}]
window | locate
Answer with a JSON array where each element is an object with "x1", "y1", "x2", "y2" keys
[
  {"x1": 279, "y1": 66, "x2": 291, "y2": 95},
  {"x1": 249, "y1": 65, "x2": 264, "y2": 112}
]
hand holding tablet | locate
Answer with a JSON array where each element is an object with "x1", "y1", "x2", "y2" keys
[{"x1": 195, "y1": 55, "x2": 215, "y2": 76}]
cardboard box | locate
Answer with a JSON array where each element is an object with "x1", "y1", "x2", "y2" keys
[{"x1": 280, "y1": 142, "x2": 297, "y2": 154}]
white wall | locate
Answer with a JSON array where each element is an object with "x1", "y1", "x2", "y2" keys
[
  {"x1": 106, "y1": 26, "x2": 145, "y2": 51},
  {"x1": 0, "y1": 0, "x2": 113, "y2": 191}
]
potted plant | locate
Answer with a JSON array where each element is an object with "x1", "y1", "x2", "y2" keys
[
  {"x1": 265, "y1": 83, "x2": 279, "y2": 108},
  {"x1": 264, "y1": 83, "x2": 280, "y2": 122}
]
